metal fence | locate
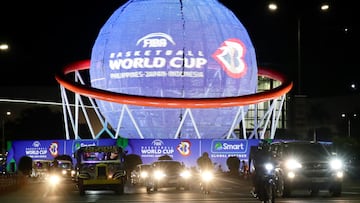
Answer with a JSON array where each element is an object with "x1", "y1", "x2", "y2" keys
[{"x1": 0, "y1": 173, "x2": 26, "y2": 195}]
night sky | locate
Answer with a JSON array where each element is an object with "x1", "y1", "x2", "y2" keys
[{"x1": 0, "y1": 0, "x2": 358, "y2": 97}]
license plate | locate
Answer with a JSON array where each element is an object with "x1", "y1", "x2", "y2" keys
[
  {"x1": 311, "y1": 178, "x2": 326, "y2": 183},
  {"x1": 168, "y1": 179, "x2": 177, "y2": 184}
]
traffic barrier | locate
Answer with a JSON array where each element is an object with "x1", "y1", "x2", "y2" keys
[{"x1": 0, "y1": 173, "x2": 27, "y2": 195}]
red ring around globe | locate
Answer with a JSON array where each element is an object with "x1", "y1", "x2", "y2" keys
[{"x1": 55, "y1": 59, "x2": 293, "y2": 108}]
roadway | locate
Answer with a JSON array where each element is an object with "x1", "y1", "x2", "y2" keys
[{"x1": 0, "y1": 174, "x2": 359, "y2": 203}]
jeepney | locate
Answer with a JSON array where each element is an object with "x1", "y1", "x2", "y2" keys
[{"x1": 74, "y1": 145, "x2": 127, "y2": 195}]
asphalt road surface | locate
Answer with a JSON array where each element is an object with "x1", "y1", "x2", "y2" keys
[{"x1": 1, "y1": 174, "x2": 359, "y2": 203}]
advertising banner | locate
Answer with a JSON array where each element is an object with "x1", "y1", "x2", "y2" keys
[{"x1": 8, "y1": 138, "x2": 260, "y2": 172}]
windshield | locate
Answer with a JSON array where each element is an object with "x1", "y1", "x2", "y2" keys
[
  {"x1": 33, "y1": 160, "x2": 51, "y2": 169},
  {"x1": 153, "y1": 161, "x2": 182, "y2": 170},
  {"x1": 76, "y1": 146, "x2": 123, "y2": 164},
  {"x1": 82, "y1": 151, "x2": 119, "y2": 161},
  {"x1": 283, "y1": 143, "x2": 330, "y2": 160},
  {"x1": 58, "y1": 162, "x2": 72, "y2": 169}
]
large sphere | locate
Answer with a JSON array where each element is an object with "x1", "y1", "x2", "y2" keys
[{"x1": 89, "y1": 0, "x2": 258, "y2": 139}]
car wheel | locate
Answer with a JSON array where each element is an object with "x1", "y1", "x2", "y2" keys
[
  {"x1": 329, "y1": 183, "x2": 342, "y2": 197},
  {"x1": 115, "y1": 184, "x2": 125, "y2": 195},
  {"x1": 78, "y1": 179, "x2": 85, "y2": 196},
  {"x1": 276, "y1": 174, "x2": 290, "y2": 197},
  {"x1": 263, "y1": 181, "x2": 275, "y2": 203},
  {"x1": 146, "y1": 187, "x2": 151, "y2": 194},
  {"x1": 310, "y1": 188, "x2": 319, "y2": 196}
]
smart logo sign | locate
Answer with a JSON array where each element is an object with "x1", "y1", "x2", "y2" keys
[
  {"x1": 211, "y1": 139, "x2": 248, "y2": 158},
  {"x1": 72, "y1": 139, "x2": 99, "y2": 153}
]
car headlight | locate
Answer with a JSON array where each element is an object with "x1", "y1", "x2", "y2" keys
[
  {"x1": 180, "y1": 170, "x2": 191, "y2": 179},
  {"x1": 330, "y1": 158, "x2": 343, "y2": 170},
  {"x1": 264, "y1": 163, "x2": 274, "y2": 173},
  {"x1": 285, "y1": 159, "x2": 302, "y2": 170},
  {"x1": 200, "y1": 170, "x2": 214, "y2": 182},
  {"x1": 140, "y1": 171, "x2": 149, "y2": 178},
  {"x1": 48, "y1": 174, "x2": 61, "y2": 186},
  {"x1": 154, "y1": 170, "x2": 165, "y2": 180}
]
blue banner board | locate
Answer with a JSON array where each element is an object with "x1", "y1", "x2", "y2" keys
[{"x1": 7, "y1": 138, "x2": 260, "y2": 172}]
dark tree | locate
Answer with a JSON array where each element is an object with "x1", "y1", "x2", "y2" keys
[
  {"x1": 9, "y1": 106, "x2": 64, "y2": 140},
  {"x1": 18, "y1": 156, "x2": 33, "y2": 176}
]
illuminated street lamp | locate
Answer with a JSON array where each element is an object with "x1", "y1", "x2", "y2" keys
[
  {"x1": 341, "y1": 113, "x2": 357, "y2": 137},
  {"x1": 297, "y1": 3, "x2": 329, "y2": 94},
  {"x1": 1, "y1": 111, "x2": 11, "y2": 173},
  {"x1": 267, "y1": 2, "x2": 330, "y2": 95},
  {"x1": 350, "y1": 82, "x2": 357, "y2": 92},
  {"x1": 0, "y1": 43, "x2": 9, "y2": 51},
  {"x1": 268, "y1": 3, "x2": 278, "y2": 11}
]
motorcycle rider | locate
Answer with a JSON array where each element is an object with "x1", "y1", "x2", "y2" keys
[
  {"x1": 197, "y1": 152, "x2": 214, "y2": 194},
  {"x1": 197, "y1": 152, "x2": 213, "y2": 171},
  {"x1": 51, "y1": 160, "x2": 59, "y2": 171},
  {"x1": 250, "y1": 140, "x2": 274, "y2": 198}
]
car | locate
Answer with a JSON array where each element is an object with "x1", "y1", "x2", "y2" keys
[
  {"x1": 130, "y1": 164, "x2": 151, "y2": 186},
  {"x1": 55, "y1": 159, "x2": 75, "y2": 181},
  {"x1": 146, "y1": 160, "x2": 192, "y2": 193},
  {"x1": 269, "y1": 140, "x2": 344, "y2": 197},
  {"x1": 30, "y1": 159, "x2": 52, "y2": 181}
]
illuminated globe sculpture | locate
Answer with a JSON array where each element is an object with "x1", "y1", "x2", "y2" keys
[{"x1": 89, "y1": 0, "x2": 258, "y2": 139}]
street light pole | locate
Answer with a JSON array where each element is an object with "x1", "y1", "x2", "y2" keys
[
  {"x1": 1, "y1": 111, "x2": 11, "y2": 157},
  {"x1": 297, "y1": 3, "x2": 329, "y2": 95},
  {"x1": 297, "y1": 17, "x2": 301, "y2": 94},
  {"x1": 347, "y1": 119, "x2": 351, "y2": 137},
  {"x1": 341, "y1": 113, "x2": 357, "y2": 137},
  {"x1": 1, "y1": 118, "x2": 4, "y2": 157}
]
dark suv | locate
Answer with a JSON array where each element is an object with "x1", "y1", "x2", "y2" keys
[
  {"x1": 269, "y1": 141, "x2": 344, "y2": 197},
  {"x1": 145, "y1": 160, "x2": 192, "y2": 193}
]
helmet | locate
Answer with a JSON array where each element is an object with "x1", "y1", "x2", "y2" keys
[{"x1": 258, "y1": 139, "x2": 271, "y2": 150}]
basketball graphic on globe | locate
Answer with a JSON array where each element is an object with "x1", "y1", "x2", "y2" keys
[{"x1": 88, "y1": 0, "x2": 258, "y2": 139}]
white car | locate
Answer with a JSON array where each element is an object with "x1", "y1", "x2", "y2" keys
[{"x1": 269, "y1": 141, "x2": 344, "y2": 197}]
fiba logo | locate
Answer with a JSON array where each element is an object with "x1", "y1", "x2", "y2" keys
[
  {"x1": 32, "y1": 141, "x2": 41, "y2": 148},
  {"x1": 151, "y1": 139, "x2": 164, "y2": 147},
  {"x1": 136, "y1": 32, "x2": 176, "y2": 48}
]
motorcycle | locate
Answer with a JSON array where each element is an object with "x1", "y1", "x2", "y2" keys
[
  {"x1": 46, "y1": 168, "x2": 64, "y2": 193},
  {"x1": 199, "y1": 170, "x2": 214, "y2": 194},
  {"x1": 255, "y1": 162, "x2": 276, "y2": 203}
]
